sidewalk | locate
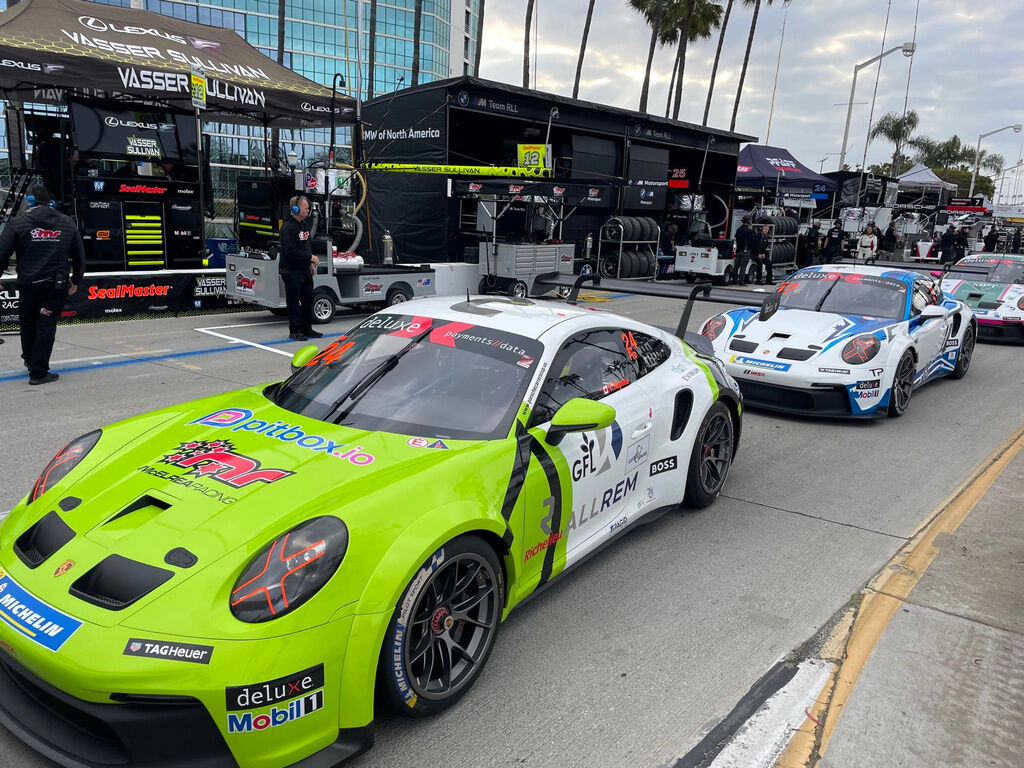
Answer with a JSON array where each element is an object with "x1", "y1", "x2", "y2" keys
[{"x1": 820, "y1": 447, "x2": 1024, "y2": 767}]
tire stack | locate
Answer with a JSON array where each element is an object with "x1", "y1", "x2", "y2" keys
[
  {"x1": 755, "y1": 215, "x2": 799, "y2": 264},
  {"x1": 600, "y1": 216, "x2": 660, "y2": 278}
]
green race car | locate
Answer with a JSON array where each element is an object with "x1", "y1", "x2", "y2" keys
[{"x1": 0, "y1": 295, "x2": 742, "y2": 767}]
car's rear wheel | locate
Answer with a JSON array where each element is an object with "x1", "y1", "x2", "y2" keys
[
  {"x1": 379, "y1": 535, "x2": 504, "y2": 717},
  {"x1": 888, "y1": 351, "x2": 916, "y2": 417},
  {"x1": 950, "y1": 324, "x2": 975, "y2": 379},
  {"x1": 683, "y1": 401, "x2": 735, "y2": 508}
]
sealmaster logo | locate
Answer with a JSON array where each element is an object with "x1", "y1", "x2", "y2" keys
[
  {"x1": 88, "y1": 284, "x2": 170, "y2": 300},
  {"x1": 30, "y1": 228, "x2": 60, "y2": 239},
  {"x1": 119, "y1": 184, "x2": 167, "y2": 194},
  {"x1": 159, "y1": 440, "x2": 295, "y2": 488}
]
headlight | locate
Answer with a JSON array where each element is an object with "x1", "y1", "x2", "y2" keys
[
  {"x1": 702, "y1": 315, "x2": 726, "y2": 341},
  {"x1": 1016, "y1": 297, "x2": 1024, "y2": 311},
  {"x1": 30, "y1": 430, "x2": 102, "y2": 504},
  {"x1": 230, "y1": 516, "x2": 348, "y2": 623},
  {"x1": 841, "y1": 335, "x2": 881, "y2": 365}
]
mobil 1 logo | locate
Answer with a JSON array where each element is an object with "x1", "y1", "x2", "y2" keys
[{"x1": 649, "y1": 456, "x2": 678, "y2": 477}]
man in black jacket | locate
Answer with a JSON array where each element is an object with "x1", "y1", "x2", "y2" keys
[
  {"x1": 0, "y1": 185, "x2": 85, "y2": 385},
  {"x1": 732, "y1": 215, "x2": 756, "y2": 285},
  {"x1": 278, "y1": 195, "x2": 322, "y2": 341},
  {"x1": 939, "y1": 226, "x2": 956, "y2": 263},
  {"x1": 983, "y1": 226, "x2": 999, "y2": 252},
  {"x1": 821, "y1": 220, "x2": 845, "y2": 263},
  {"x1": 752, "y1": 224, "x2": 775, "y2": 285}
]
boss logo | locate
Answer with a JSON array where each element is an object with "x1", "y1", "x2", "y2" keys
[{"x1": 649, "y1": 456, "x2": 677, "y2": 476}]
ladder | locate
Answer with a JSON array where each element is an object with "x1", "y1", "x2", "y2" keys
[{"x1": 0, "y1": 169, "x2": 34, "y2": 227}]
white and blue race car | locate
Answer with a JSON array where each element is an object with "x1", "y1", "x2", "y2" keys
[{"x1": 699, "y1": 264, "x2": 976, "y2": 418}]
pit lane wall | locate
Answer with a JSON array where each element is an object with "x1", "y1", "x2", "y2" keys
[{"x1": 0, "y1": 270, "x2": 250, "y2": 331}]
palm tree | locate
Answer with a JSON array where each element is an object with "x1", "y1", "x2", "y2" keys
[
  {"x1": 730, "y1": 0, "x2": 789, "y2": 133},
  {"x1": 473, "y1": 0, "x2": 485, "y2": 77},
  {"x1": 637, "y1": 0, "x2": 665, "y2": 113},
  {"x1": 367, "y1": 0, "x2": 378, "y2": 101},
  {"x1": 702, "y1": 0, "x2": 734, "y2": 125},
  {"x1": 670, "y1": 1, "x2": 723, "y2": 119},
  {"x1": 869, "y1": 110, "x2": 919, "y2": 176},
  {"x1": 411, "y1": 0, "x2": 423, "y2": 85},
  {"x1": 523, "y1": 0, "x2": 536, "y2": 88},
  {"x1": 572, "y1": 0, "x2": 597, "y2": 99}
]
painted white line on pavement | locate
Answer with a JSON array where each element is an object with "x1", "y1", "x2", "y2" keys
[
  {"x1": 199, "y1": 321, "x2": 288, "y2": 330},
  {"x1": 708, "y1": 660, "x2": 835, "y2": 768},
  {"x1": 195, "y1": 327, "x2": 293, "y2": 357},
  {"x1": 51, "y1": 350, "x2": 173, "y2": 366}
]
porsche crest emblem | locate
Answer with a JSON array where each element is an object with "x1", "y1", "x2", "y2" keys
[{"x1": 53, "y1": 560, "x2": 75, "y2": 578}]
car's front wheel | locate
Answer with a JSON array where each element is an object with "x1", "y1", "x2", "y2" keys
[
  {"x1": 378, "y1": 535, "x2": 504, "y2": 717},
  {"x1": 683, "y1": 401, "x2": 735, "y2": 508},
  {"x1": 950, "y1": 324, "x2": 975, "y2": 379},
  {"x1": 888, "y1": 351, "x2": 916, "y2": 417}
]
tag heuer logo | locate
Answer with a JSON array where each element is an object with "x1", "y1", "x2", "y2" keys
[
  {"x1": 130, "y1": 642, "x2": 142, "y2": 652},
  {"x1": 53, "y1": 560, "x2": 75, "y2": 577}
]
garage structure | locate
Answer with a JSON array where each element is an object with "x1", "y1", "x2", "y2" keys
[{"x1": 359, "y1": 76, "x2": 755, "y2": 264}]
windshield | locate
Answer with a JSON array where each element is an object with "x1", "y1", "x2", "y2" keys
[
  {"x1": 776, "y1": 272, "x2": 909, "y2": 319},
  {"x1": 271, "y1": 314, "x2": 543, "y2": 441},
  {"x1": 951, "y1": 258, "x2": 1024, "y2": 284}
]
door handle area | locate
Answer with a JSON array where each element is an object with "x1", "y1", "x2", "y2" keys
[{"x1": 632, "y1": 422, "x2": 652, "y2": 438}]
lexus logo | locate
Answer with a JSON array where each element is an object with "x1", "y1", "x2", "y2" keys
[
  {"x1": 301, "y1": 102, "x2": 332, "y2": 113},
  {"x1": 105, "y1": 116, "x2": 157, "y2": 130},
  {"x1": 78, "y1": 15, "x2": 109, "y2": 32}
]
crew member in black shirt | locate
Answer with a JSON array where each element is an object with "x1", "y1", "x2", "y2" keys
[
  {"x1": 0, "y1": 185, "x2": 85, "y2": 384},
  {"x1": 278, "y1": 195, "x2": 322, "y2": 341},
  {"x1": 733, "y1": 215, "x2": 756, "y2": 286},
  {"x1": 821, "y1": 220, "x2": 845, "y2": 263}
]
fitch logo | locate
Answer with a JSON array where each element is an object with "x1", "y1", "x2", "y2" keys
[{"x1": 159, "y1": 440, "x2": 294, "y2": 488}]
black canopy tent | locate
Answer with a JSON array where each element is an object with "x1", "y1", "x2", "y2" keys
[
  {"x1": 0, "y1": 0, "x2": 355, "y2": 127},
  {"x1": 735, "y1": 144, "x2": 836, "y2": 198}
]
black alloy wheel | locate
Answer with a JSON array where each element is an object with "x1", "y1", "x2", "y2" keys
[
  {"x1": 888, "y1": 351, "x2": 916, "y2": 417},
  {"x1": 950, "y1": 324, "x2": 975, "y2": 379},
  {"x1": 683, "y1": 401, "x2": 735, "y2": 508},
  {"x1": 380, "y1": 536, "x2": 504, "y2": 717}
]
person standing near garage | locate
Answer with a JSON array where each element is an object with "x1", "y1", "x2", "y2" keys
[
  {"x1": 752, "y1": 224, "x2": 775, "y2": 285},
  {"x1": 0, "y1": 185, "x2": 84, "y2": 385},
  {"x1": 939, "y1": 225, "x2": 956, "y2": 263},
  {"x1": 278, "y1": 195, "x2": 322, "y2": 341},
  {"x1": 732, "y1": 215, "x2": 756, "y2": 286},
  {"x1": 821, "y1": 219, "x2": 845, "y2": 264}
]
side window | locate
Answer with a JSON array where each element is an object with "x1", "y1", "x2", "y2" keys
[
  {"x1": 531, "y1": 330, "x2": 638, "y2": 425},
  {"x1": 630, "y1": 331, "x2": 671, "y2": 378},
  {"x1": 910, "y1": 280, "x2": 932, "y2": 315}
]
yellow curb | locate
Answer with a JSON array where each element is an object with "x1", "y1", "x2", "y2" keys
[{"x1": 776, "y1": 421, "x2": 1024, "y2": 768}]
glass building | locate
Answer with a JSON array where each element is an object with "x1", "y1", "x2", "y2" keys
[{"x1": 0, "y1": 0, "x2": 481, "y2": 229}]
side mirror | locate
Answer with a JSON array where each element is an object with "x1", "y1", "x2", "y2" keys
[
  {"x1": 919, "y1": 304, "x2": 947, "y2": 319},
  {"x1": 290, "y1": 345, "x2": 319, "y2": 372},
  {"x1": 545, "y1": 398, "x2": 616, "y2": 446},
  {"x1": 759, "y1": 292, "x2": 781, "y2": 322}
]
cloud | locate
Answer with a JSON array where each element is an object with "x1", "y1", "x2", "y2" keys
[{"x1": 478, "y1": 0, "x2": 1024, "y2": 174}]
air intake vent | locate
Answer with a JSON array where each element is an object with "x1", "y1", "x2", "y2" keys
[
  {"x1": 70, "y1": 555, "x2": 173, "y2": 611},
  {"x1": 105, "y1": 495, "x2": 171, "y2": 526},
  {"x1": 729, "y1": 339, "x2": 758, "y2": 353},
  {"x1": 14, "y1": 512, "x2": 75, "y2": 568},
  {"x1": 979, "y1": 301, "x2": 1000, "y2": 309},
  {"x1": 778, "y1": 347, "x2": 816, "y2": 361}
]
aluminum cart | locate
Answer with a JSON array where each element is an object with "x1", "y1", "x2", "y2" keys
[
  {"x1": 477, "y1": 242, "x2": 576, "y2": 298},
  {"x1": 226, "y1": 248, "x2": 436, "y2": 323}
]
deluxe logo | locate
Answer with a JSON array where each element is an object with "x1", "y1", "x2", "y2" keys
[
  {"x1": 123, "y1": 638, "x2": 213, "y2": 664},
  {"x1": 190, "y1": 408, "x2": 376, "y2": 466},
  {"x1": 160, "y1": 440, "x2": 294, "y2": 489},
  {"x1": 87, "y1": 284, "x2": 171, "y2": 300},
  {"x1": 118, "y1": 184, "x2": 167, "y2": 194},
  {"x1": 226, "y1": 664, "x2": 325, "y2": 711},
  {"x1": 227, "y1": 690, "x2": 324, "y2": 733},
  {"x1": 30, "y1": 228, "x2": 61, "y2": 239}
]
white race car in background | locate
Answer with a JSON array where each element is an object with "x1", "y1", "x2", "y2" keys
[
  {"x1": 699, "y1": 264, "x2": 976, "y2": 418},
  {"x1": 940, "y1": 253, "x2": 1024, "y2": 342}
]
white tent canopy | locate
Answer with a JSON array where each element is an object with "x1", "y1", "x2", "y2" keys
[{"x1": 897, "y1": 163, "x2": 958, "y2": 192}]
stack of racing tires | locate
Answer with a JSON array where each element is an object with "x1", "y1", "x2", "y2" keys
[
  {"x1": 755, "y1": 215, "x2": 798, "y2": 265},
  {"x1": 600, "y1": 216, "x2": 660, "y2": 278}
]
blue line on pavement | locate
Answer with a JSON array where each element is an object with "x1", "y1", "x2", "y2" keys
[{"x1": 0, "y1": 338, "x2": 297, "y2": 383}]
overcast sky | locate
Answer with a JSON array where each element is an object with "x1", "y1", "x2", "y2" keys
[{"x1": 478, "y1": 0, "x2": 1024, "y2": 185}]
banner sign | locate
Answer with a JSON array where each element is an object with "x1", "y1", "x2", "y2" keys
[
  {"x1": 517, "y1": 144, "x2": 550, "y2": 169},
  {"x1": 365, "y1": 163, "x2": 551, "y2": 178},
  {"x1": 190, "y1": 63, "x2": 207, "y2": 110},
  {"x1": 945, "y1": 197, "x2": 987, "y2": 212}
]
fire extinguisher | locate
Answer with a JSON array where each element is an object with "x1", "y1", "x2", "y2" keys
[{"x1": 382, "y1": 230, "x2": 394, "y2": 264}]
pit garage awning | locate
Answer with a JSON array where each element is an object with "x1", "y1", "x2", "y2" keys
[
  {"x1": 451, "y1": 178, "x2": 615, "y2": 207},
  {"x1": 735, "y1": 144, "x2": 837, "y2": 193},
  {"x1": 0, "y1": 0, "x2": 354, "y2": 127}
]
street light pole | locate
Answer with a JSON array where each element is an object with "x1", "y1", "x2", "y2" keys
[
  {"x1": 969, "y1": 123, "x2": 1022, "y2": 198},
  {"x1": 839, "y1": 42, "x2": 916, "y2": 171}
]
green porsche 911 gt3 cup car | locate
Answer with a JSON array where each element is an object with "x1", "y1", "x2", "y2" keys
[{"x1": 0, "y1": 295, "x2": 741, "y2": 768}]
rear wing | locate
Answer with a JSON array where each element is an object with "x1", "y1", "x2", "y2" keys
[{"x1": 532, "y1": 272, "x2": 766, "y2": 339}]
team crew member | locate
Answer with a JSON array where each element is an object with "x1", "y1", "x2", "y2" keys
[
  {"x1": 733, "y1": 215, "x2": 756, "y2": 286},
  {"x1": 856, "y1": 225, "x2": 878, "y2": 260},
  {"x1": 278, "y1": 195, "x2": 322, "y2": 342},
  {"x1": 0, "y1": 185, "x2": 84, "y2": 385},
  {"x1": 752, "y1": 224, "x2": 775, "y2": 285},
  {"x1": 821, "y1": 219, "x2": 845, "y2": 263}
]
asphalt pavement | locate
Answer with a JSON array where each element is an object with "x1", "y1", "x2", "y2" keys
[{"x1": 0, "y1": 289, "x2": 1021, "y2": 768}]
